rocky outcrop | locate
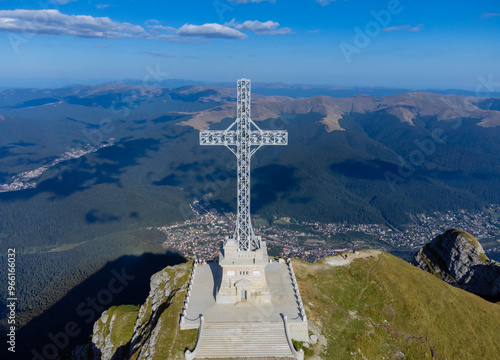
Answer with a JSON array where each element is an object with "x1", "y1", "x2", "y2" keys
[
  {"x1": 72, "y1": 262, "x2": 194, "y2": 360},
  {"x1": 412, "y1": 229, "x2": 500, "y2": 300}
]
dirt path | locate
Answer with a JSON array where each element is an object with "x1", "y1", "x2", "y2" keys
[
  {"x1": 323, "y1": 249, "x2": 382, "y2": 267},
  {"x1": 358, "y1": 255, "x2": 381, "y2": 300}
]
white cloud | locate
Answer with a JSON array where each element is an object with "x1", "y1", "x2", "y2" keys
[
  {"x1": 233, "y1": 20, "x2": 275, "y2": 31},
  {"x1": 0, "y1": 10, "x2": 288, "y2": 43},
  {"x1": 316, "y1": 0, "x2": 336, "y2": 6},
  {"x1": 383, "y1": 24, "x2": 423, "y2": 32},
  {"x1": 226, "y1": 19, "x2": 291, "y2": 35},
  {"x1": 155, "y1": 34, "x2": 197, "y2": 43},
  {"x1": 140, "y1": 51, "x2": 175, "y2": 58},
  {"x1": 482, "y1": 13, "x2": 500, "y2": 18},
  {"x1": 256, "y1": 27, "x2": 291, "y2": 35},
  {"x1": 50, "y1": 0, "x2": 77, "y2": 4},
  {"x1": 96, "y1": 4, "x2": 111, "y2": 9},
  {"x1": 0, "y1": 9, "x2": 148, "y2": 38},
  {"x1": 149, "y1": 24, "x2": 177, "y2": 32},
  {"x1": 230, "y1": 0, "x2": 275, "y2": 3},
  {"x1": 50, "y1": 0, "x2": 77, "y2": 5},
  {"x1": 177, "y1": 23, "x2": 247, "y2": 39}
]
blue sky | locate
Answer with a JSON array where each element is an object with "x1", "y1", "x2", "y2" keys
[{"x1": 0, "y1": 0, "x2": 498, "y2": 89}]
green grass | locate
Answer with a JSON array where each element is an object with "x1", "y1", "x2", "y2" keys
[
  {"x1": 292, "y1": 339, "x2": 314, "y2": 357},
  {"x1": 454, "y1": 229, "x2": 480, "y2": 247},
  {"x1": 252, "y1": 215, "x2": 269, "y2": 227},
  {"x1": 294, "y1": 252, "x2": 500, "y2": 360},
  {"x1": 273, "y1": 219, "x2": 294, "y2": 226},
  {"x1": 109, "y1": 305, "x2": 140, "y2": 346},
  {"x1": 91, "y1": 304, "x2": 141, "y2": 358},
  {"x1": 478, "y1": 252, "x2": 489, "y2": 262}
]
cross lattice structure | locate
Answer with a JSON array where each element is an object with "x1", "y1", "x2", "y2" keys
[{"x1": 200, "y1": 78, "x2": 287, "y2": 251}]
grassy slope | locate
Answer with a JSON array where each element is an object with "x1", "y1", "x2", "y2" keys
[
  {"x1": 109, "y1": 305, "x2": 141, "y2": 347},
  {"x1": 294, "y1": 253, "x2": 500, "y2": 360}
]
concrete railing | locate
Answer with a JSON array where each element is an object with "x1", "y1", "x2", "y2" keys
[
  {"x1": 180, "y1": 262, "x2": 197, "y2": 326},
  {"x1": 282, "y1": 314, "x2": 304, "y2": 360},
  {"x1": 184, "y1": 314, "x2": 204, "y2": 360},
  {"x1": 287, "y1": 260, "x2": 307, "y2": 322}
]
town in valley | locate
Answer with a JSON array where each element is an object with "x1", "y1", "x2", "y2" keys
[{"x1": 157, "y1": 200, "x2": 500, "y2": 263}]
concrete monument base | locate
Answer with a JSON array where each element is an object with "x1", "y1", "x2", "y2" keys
[{"x1": 216, "y1": 237, "x2": 272, "y2": 304}]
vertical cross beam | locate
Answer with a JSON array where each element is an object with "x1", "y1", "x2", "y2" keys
[
  {"x1": 236, "y1": 79, "x2": 253, "y2": 250},
  {"x1": 200, "y1": 78, "x2": 287, "y2": 251}
]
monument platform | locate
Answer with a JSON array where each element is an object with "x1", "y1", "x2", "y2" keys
[
  {"x1": 181, "y1": 261, "x2": 304, "y2": 327},
  {"x1": 181, "y1": 260, "x2": 308, "y2": 359}
]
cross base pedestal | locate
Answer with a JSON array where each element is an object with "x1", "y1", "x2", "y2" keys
[{"x1": 216, "y1": 237, "x2": 272, "y2": 304}]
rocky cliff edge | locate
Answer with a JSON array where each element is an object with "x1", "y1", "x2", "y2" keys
[{"x1": 72, "y1": 262, "x2": 197, "y2": 360}]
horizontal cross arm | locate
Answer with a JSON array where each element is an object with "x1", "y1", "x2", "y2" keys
[
  {"x1": 200, "y1": 131, "x2": 238, "y2": 145},
  {"x1": 200, "y1": 130, "x2": 287, "y2": 146},
  {"x1": 250, "y1": 130, "x2": 288, "y2": 145}
]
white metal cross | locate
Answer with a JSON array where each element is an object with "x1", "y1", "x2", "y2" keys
[{"x1": 200, "y1": 78, "x2": 288, "y2": 251}]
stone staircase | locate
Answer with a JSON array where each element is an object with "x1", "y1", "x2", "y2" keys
[{"x1": 194, "y1": 321, "x2": 294, "y2": 359}]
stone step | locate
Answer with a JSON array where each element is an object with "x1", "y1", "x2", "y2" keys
[{"x1": 195, "y1": 322, "x2": 294, "y2": 358}]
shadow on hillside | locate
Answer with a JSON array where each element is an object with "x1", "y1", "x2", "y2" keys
[
  {"x1": 15, "y1": 251, "x2": 186, "y2": 360},
  {"x1": 330, "y1": 159, "x2": 402, "y2": 180},
  {"x1": 252, "y1": 164, "x2": 299, "y2": 212},
  {"x1": 330, "y1": 159, "x2": 500, "y2": 184},
  {"x1": 466, "y1": 264, "x2": 500, "y2": 303}
]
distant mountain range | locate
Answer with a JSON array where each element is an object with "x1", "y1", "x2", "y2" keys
[
  {"x1": 2, "y1": 83, "x2": 500, "y2": 356},
  {"x1": 6, "y1": 77, "x2": 500, "y2": 99},
  {"x1": 118, "y1": 78, "x2": 500, "y2": 98}
]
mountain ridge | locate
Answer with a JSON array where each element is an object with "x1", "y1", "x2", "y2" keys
[
  {"x1": 114, "y1": 79, "x2": 500, "y2": 98},
  {"x1": 177, "y1": 90, "x2": 500, "y2": 132}
]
